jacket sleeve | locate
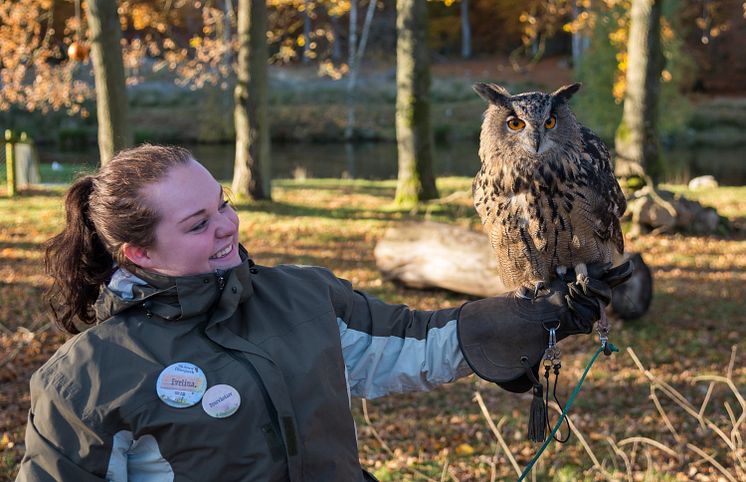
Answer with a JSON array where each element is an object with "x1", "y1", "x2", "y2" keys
[
  {"x1": 16, "y1": 368, "x2": 111, "y2": 482},
  {"x1": 324, "y1": 272, "x2": 473, "y2": 399}
]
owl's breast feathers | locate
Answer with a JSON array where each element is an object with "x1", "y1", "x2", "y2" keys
[{"x1": 473, "y1": 127, "x2": 626, "y2": 288}]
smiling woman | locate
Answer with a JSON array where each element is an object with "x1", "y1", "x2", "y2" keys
[
  {"x1": 16, "y1": 144, "x2": 624, "y2": 482},
  {"x1": 123, "y1": 161, "x2": 242, "y2": 277}
]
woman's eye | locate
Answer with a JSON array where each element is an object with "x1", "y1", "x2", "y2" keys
[
  {"x1": 545, "y1": 114, "x2": 557, "y2": 129},
  {"x1": 190, "y1": 220, "x2": 207, "y2": 232},
  {"x1": 507, "y1": 117, "x2": 526, "y2": 131},
  {"x1": 219, "y1": 200, "x2": 230, "y2": 211}
]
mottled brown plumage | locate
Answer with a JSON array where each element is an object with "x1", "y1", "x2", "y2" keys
[{"x1": 472, "y1": 83, "x2": 626, "y2": 293}]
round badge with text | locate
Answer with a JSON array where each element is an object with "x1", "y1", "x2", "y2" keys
[
  {"x1": 201, "y1": 384, "x2": 241, "y2": 418},
  {"x1": 156, "y1": 362, "x2": 207, "y2": 408}
]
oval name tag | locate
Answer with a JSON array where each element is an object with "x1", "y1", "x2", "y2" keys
[
  {"x1": 202, "y1": 384, "x2": 241, "y2": 418},
  {"x1": 156, "y1": 362, "x2": 207, "y2": 408}
]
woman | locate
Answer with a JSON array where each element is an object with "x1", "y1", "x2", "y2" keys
[{"x1": 17, "y1": 145, "x2": 627, "y2": 481}]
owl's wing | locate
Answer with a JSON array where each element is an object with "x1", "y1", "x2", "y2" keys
[
  {"x1": 579, "y1": 126, "x2": 626, "y2": 254},
  {"x1": 472, "y1": 167, "x2": 490, "y2": 224}
]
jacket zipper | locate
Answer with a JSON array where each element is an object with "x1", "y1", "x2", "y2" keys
[{"x1": 215, "y1": 269, "x2": 226, "y2": 291}]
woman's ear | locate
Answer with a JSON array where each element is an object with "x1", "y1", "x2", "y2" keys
[{"x1": 122, "y1": 243, "x2": 153, "y2": 269}]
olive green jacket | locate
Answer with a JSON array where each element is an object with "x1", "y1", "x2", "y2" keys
[{"x1": 17, "y1": 251, "x2": 470, "y2": 481}]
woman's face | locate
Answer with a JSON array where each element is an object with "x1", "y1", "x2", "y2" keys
[{"x1": 130, "y1": 159, "x2": 242, "y2": 277}]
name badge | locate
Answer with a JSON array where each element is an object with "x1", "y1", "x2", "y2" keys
[
  {"x1": 156, "y1": 362, "x2": 207, "y2": 408},
  {"x1": 202, "y1": 384, "x2": 241, "y2": 418}
]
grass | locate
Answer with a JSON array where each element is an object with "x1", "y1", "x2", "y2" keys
[{"x1": 1, "y1": 180, "x2": 745, "y2": 481}]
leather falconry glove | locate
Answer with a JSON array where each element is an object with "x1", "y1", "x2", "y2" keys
[
  {"x1": 457, "y1": 260, "x2": 633, "y2": 393},
  {"x1": 457, "y1": 261, "x2": 632, "y2": 443}
]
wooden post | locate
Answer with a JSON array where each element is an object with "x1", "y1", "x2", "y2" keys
[{"x1": 4, "y1": 129, "x2": 16, "y2": 197}]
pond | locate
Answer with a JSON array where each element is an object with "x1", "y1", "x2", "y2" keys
[{"x1": 38, "y1": 140, "x2": 746, "y2": 185}]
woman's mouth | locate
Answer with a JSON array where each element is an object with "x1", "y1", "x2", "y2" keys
[{"x1": 210, "y1": 244, "x2": 234, "y2": 260}]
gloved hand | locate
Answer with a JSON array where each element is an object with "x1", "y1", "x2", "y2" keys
[{"x1": 457, "y1": 260, "x2": 633, "y2": 393}]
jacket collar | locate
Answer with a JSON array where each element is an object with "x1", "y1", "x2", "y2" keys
[{"x1": 95, "y1": 245, "x2": 254, "y2": 322}]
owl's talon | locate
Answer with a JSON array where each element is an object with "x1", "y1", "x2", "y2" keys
[
  {"x1": 575, "y1": 273, "x2": 589, "y2": 293},
  {"x1": 532, "y1": 281, "x2": 547, "y2": 300}
]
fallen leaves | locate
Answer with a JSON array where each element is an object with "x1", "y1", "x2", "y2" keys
[{"x1": 1, "y1": 181, "x2": 745, "y2": 481}]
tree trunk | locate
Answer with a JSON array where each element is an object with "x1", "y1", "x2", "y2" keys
[
  {"x1": 395, "y1": 0, "x2": 438, "y2": 205},
  {"x1": 461, "y1": 0, "x2": 471, "y2": 59},
  {"x1": 571, "y1": 0, "x2": 588, "y2": 70},
  {"x1": 302, "y1": 0, "x2": 311, "y2": 63},
  {"x1": 232, "y1": 0, "x2": 271, "y2": 200},
  {"x1": 614, "y1": 0, "x2": 663, "y2": 181},
  {"x1": 345, "y1": 0, "x2": 377, "y2": 140},
  {"x1": 85, "y1": 0, "x2": 132, "y2": 165},
  {"x1": 330, "y1": 13, "x2": 341, "y2": 62}
]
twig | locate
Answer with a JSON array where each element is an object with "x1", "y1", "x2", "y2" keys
[
  {"x1": 697, "y1": 382, "x2": 716, "y2": 429},
  {"x1": 628, "y1": 348, "x2": 736, "y2": 451},
  {"x1": 440, "y1": 454, "x2": 449, "y2": 482},
  {"x1": 547, "y1": 403, "x2": 614, "y2": 479},
  {"x1": 630, "y1": 347, "x2": 746, "y2": 474},
  {"x1": 650, "y1": 387, "x2": 682, "y2": 443},
  {"x1": 488, "y1": 443, "x2": 499, "y2": 482},
  {"x1": 644, "y1": 449, "x2": 654, "y2": 479},
  {"x1": 727, "y1": 344, "x2": 737, "y2": 380},
  {"x1": 628, "y1": 440, "x2": 639, "y2": 476},
  {"x1": 473, "y1": 390, "x2": 521, "y2": 477},
  {"x1": 606, "y1": 437, "x2": 633, "y2": 482},
  {"x1": 361, "y1": 399, "x2": 438, "y2": 482},
  {"x1": 617, "y1": 437, "x2": 678, "y2": 457},
  {"x1": 686, "y1": 444, "x2": 738, "y2": 482}
]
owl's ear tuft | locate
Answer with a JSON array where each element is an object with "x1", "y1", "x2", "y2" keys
[
  {"x1": 473, "y1": 83, "x2": 510, "y2": 106},
  {"x1": 552, "y1": 83, "x2": 582, "y2": 103}
]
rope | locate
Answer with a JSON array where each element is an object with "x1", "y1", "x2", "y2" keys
[{"x1": 517, "y1": 342, "x2": 619, "y2": 481}]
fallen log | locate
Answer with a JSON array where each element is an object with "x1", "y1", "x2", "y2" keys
[{"x1": 374, "y1": 221, "x2": 652, "y2": 319}]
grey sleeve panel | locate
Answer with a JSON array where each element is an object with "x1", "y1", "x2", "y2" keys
[
  {"x1": 291, "y1": 267, "x2": 473, "y2": 398},
  {"x1": 337, "y1": 317, "x2": 471, "y2": 399},
  {"x1": 107, "y1": 431, "x2": 174, "y2": 482}
]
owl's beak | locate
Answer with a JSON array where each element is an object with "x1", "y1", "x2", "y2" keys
[{"x1": 530, "y1": 132, "x2": 542, "y2": 153}]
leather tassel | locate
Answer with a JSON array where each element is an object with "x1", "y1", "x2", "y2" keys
[{"x1": 527, "y1": 383, "x2": 547, "y2": 442}]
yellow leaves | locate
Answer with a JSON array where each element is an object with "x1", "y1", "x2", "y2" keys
[
  {"x1": 0, "y1": 432, "x2": 14, "y2": 449},
  {"x1": 318, "y1": 60, "x2": 348, "y2": 80},
  {"x1": 454, "y1": 443, "x2": 475, "y2": 456},
  {"x1": 609, "y1": 26, "x2": 627, "y2": 46}
]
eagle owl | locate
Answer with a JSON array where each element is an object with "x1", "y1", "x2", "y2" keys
[{"x1": 472, "y1": 82, "x2": 626, "y2": 296}]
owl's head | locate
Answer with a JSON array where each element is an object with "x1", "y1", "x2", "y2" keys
[{"x1": 474, "y1": 83, "x2": 581, "y2": 158}]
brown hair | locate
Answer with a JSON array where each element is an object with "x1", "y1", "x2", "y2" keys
[{"x1": 45, "y1": 144, "x2": 194, "y2": 334}]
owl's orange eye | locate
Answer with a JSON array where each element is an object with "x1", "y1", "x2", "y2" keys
[
  {"x1": 545, "y1": 114, "x2": 557, "y2": 129},
  {"x1": 506, "y1": 117, "x2": 525, "y2": 131}
]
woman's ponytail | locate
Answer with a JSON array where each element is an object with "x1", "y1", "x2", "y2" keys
[
  {"x1": 45, "y1": 176, "x2": 114, "y2": 334},
  {"x1": 43, "y1": 145, "x2": 193, "y2": 334}
]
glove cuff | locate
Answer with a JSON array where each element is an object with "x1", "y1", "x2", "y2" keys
[{"x1": 457, "y1": 295, "x2": 552, "y2": 393}]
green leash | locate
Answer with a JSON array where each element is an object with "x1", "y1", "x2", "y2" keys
[{"x1": 516, "y1": 342, "x2": 619, "y2": 482}]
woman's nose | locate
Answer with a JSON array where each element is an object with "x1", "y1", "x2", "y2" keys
[{"x1": 215, "y1": 212, "x2": 237, "y2": 237}]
